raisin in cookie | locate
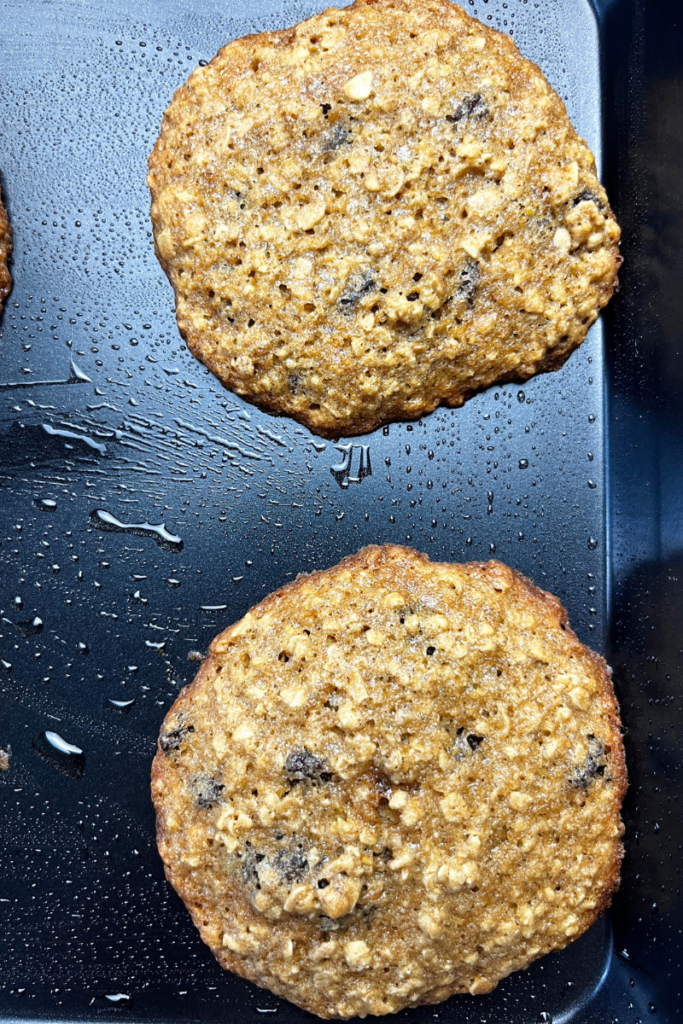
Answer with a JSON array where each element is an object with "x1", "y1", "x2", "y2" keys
[
  {"x1": 149, "y1": 0, "x2": 620, "y2": 438},
  {"x1": 0, "y1": 184, "x2": 11, "y2": 312},
  {"x1": 152, "y1": 545, "x2": 625, "y2": 1018}
]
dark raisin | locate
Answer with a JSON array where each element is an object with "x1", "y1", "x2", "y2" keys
[
  {"x1": 573, "y1": 189, "x2": 605, "y2": 209},
  {"x1": 286, "y1": 748, "x2": 331, "y2": 782},
  {"x1": 467, "y1": 734, "x2": 484, "y2": 751},
  {"x1": 159, "y1": 722, "x2": 195, "y2": 754},
  {"x1": 569, "y1": 734, "x2": 607, "y2": 789},
  {"x1": 339, "y1": 270, "x2": 375, "y2": 312},
  {"x1": 447, "y1": 92, "x2": 489, "y2": 123},
  {"x1": 319, "y1": 915, "x2": 341, "y2": 931},
  {"x1": 273, "y1": 847, "x2": 309, "y2": 884},
  {"x1": 324, "y1": 123, "x2": 351, "y2": 151},
  {"x1": 406, "y1": 291, "x2": 420, "y2": 302},
  {"x1": 241, "y1": 844, "x2": 264, "y2": 884},
  {"x1": 426, "y1": 645, "x2": 436, "y2": 656},
  {"x1": 375, "y1": 774, "x2": 392, "y2": 799},
  {"x1": 192, "y1": 775, "x2": 225, "y2": 809},
  {"x1": 321, "y1": 103, "x2": 332, "y2": 116},
  {"x1": 456, "y1": 258, "x2": 480, "y2": 306}
]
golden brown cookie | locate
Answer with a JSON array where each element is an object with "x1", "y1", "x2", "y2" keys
[
  {"x1": 0, "y1": 184, "x2": 12, "y2": 313},
  {"x1": 152, "y1": 545, "x2": 625, "y2": 1018},
  {"x1": 149, "y1": 0, "x2": 620, "y2": 437}
]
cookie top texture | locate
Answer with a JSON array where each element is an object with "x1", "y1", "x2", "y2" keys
[
  {"x1": 152, "y1": 545, "x2": 625, "y2": 1018},
  {"x1": 148, "y1": 0, "x2": 620, "y2": 437},
  {"x1": 0, "y1": 186, "x2": 12, "y2": 313}
]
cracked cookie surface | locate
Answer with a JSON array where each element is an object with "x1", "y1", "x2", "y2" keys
[
  {"x1": 149, "y1": 0, "x2": 620, "y2": 437},
  {"x1": 152, "y1": 545, "x2": 625, "y2": 1018},
  {"x1": 0, "y1": 185, "x2": 11, "y2": 313}
]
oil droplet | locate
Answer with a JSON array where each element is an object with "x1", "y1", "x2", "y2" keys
[
  {"x1": 78, "y1": 641, "x2": 89, "y2": 654},
  {"x1": 13, "y1": 596, "x2": 23, "y2": 608},
  {"x1": 330, "y1": 444, "x2": 372, "y2": 489},
  {"x1": 32, "y1": 730, "x2": 85, "y2": 778},
  {"x1": 587, "y1": 537, "x2": 598, "y2": 550},
  {"x1": 588, "y1": 479, "x2": 597, "y2": 489},
  {"x1": 201, "y1": 604, "x2": 227, "y2": 612},
  {"x1": 538, "y1": 1014, "x2": 553, "y2": 1024},
  {"x1": 164, "y1": 578, "x2": 181, "y2": 588},
  {"x1": 517, "y1": 390, "x2": 525, "y2": 403},
  {"x1": 518, "y1": 458, "x2": 529, "y2": 469},
  {"x1": 34, "y1": 498, "x2": 57, "y2": 512},
  {"x1": 107, "y1": 698, "x2": 136, "y2": 713},
  {"x1": 90, "y1": 510, "x2": 183, "y2": 552},
  {"x1": 588, "y1": 413, "x2": 596, "y2": 423}
]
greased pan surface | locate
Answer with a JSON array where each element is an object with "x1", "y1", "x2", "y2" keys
[{"x1": 0, "y1": 0, "x2": 678, "y2": 1021}]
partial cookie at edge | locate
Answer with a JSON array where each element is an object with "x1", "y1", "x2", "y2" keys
[{"x1": 0, "y1": 184, "x2": 12, "y2": 313}]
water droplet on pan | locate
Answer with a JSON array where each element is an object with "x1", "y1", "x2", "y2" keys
[
  {"x1": 2, "y1": 615, "x2": 43, "y2": 638},
  {"x1": 0, "y1": 359, "x2": 90, "y2": 391},
  {"x1": 90, "y1": 994, "x2": 133, "y2": 1011},
  {"x1": 32, "y1": 731, "x2": 85, "y2": 778},
  {"x1": 34, "y1": 498, "x2": 58, "y2": 512},
  {"x1": 41, "y1": 423, "x2": 107, "y2": 455},
  {"x1": 587, "y1": 537, "x2": 598, "y2": 550},
  {"x1": 90, "y1": 510, "x2": 183, "y2": 552},
  {"x1": 518, "y1": 458, "x2": 529, "y2": 469},
  {"x1": 106, "y1": 698, "x2": 136, "y2": 713},
  {"x1": 330, "y1": 444, "x2": 372, "y2": 488}
]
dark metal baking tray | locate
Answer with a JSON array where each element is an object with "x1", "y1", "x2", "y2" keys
[{"x1": 0, "y1": 0, "x2": 680, "y2": 1020}]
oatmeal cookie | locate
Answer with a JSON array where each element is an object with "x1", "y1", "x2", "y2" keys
[
  {"x1": 0, "y1": 184, "x2": 11, "y2": 313},
  {"x1": 152, "y1": 545, "x2": 625, "y2": 1018},
  {"x1": 149, "y1": 0, "x2": 620, "y2": 437}
]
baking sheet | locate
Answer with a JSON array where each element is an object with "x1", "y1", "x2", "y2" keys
[{"x1": 0, "y1": 0, "x2": 642, "y2": 1020}]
